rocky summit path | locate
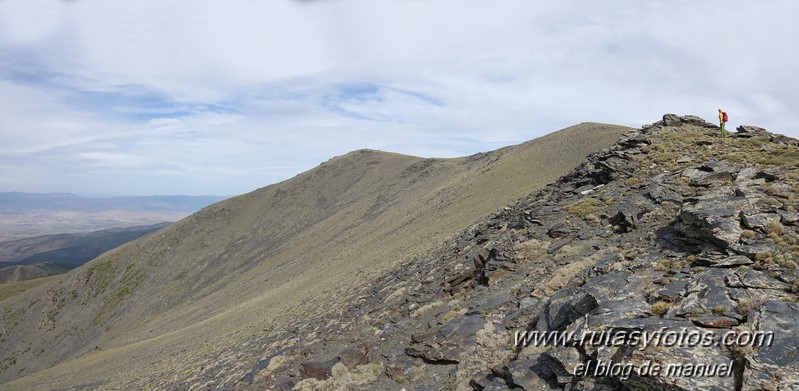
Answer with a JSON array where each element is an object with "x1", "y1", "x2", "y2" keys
[{"x1": 211, "y1": 115, "x2": 799, "y2": 390}]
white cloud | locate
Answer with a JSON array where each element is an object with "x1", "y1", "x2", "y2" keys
[{"x1": 0, "y1": 0, "x2": 797, "y2": 195}]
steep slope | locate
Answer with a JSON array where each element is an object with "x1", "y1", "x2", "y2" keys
[
  {"x1": 0, "y1": 123, "x2": 629, "y2": 389},
  {"x1": 217, "y1": 115, "x2": 797, "y2": 391}
]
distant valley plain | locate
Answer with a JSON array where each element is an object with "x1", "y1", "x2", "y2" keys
[{"x1": 0, "y1": 192, "x2": 225, "y2": 241}]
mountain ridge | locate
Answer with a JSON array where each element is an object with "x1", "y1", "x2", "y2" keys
[
  {"x1": 0, "y1": 122, "x2": 630, "y2": 389},
  {"x1": 233, "y1": 114, "x2": 799, "y2": 390},
  {"x1": 8, "y1": 116, "x2": 799, "y2": 390}
]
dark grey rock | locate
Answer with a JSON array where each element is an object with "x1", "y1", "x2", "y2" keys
[
  {"x1": 660, "y1": 114, "x2": 717, "y2": 128},
  {"x1": 626, "y1": 346, "x2": 736, "y2": 391},
  {"x1": 546, "y1": 346, "x2": 585, "y2": 376},
  {"x1": 542, "y1": 289, "x2": 598, "y2": 331},
  {"x1": 779, "y1": 211, "x2": 799, "y2": 225},
  {"x1": 694, "y1": 255, "x2": 753, "y2": 267},
  {"x1": 741, "y1": 211, "x2": 778, "y2": 231},
  {"x1": 547, "y1": 237, "x2": 573, "y2": 254},
  {"x1": 736, "y1": 125, "x2": 767, "y2": 135},
  {"x1": 662, "y1": 114, "x2": 683, "y2": 127},
  {"x1": 406, "y1": 315, "x2": 486, "y2": 364},
  {"x1": 735, "y1": 167, "x2": 759, "y2": 182},
  {"x1": 698, "y1": 159, "x2": 739, "y2": 175},
  {"x1": 588, "y1": 298, "x2": 652, "y2": 329},
  {"x1": 727, "y1": 269, "x2": 791, "y2": 291},
  {"x1": 338, "y1": 347, "x2": 369, "y2": 369},
  {"x1": 438, "y1": 314, "x2": 485, "y2": 341},
  {"x1": 468, "y1": 292, "x2": 512, "y2": 315},
  {"x1": 519, "y1": 297, "x2": 537, "y2": 309},
  {"x1": 671, "y1": 269, "x2": 738, "y2": 318},
  {"x1": 649, "y1": 183, "x2": 682, "y2": 204},
  {"x1": 743, "y1": 300, "x2": 799, "y2": 390},
  {"x1": 581, "y1": 271, "x2": 636, "y2": 300},
  {"x1": 675, "y1": 197, "x2": 751, "y2": 249},
  {"x1": 764, "y1": 182, "x2": 793, "y2": 198},
  {"x1": 654, "y1": 280, "x2": 689, "y2": 302},
  {"x1": 610, "y1": 198, "x2": 644, "y2": 232},
  {"x1": 506, "y1": 355, "x2": 560, "y2": 390},
  {"x1": 682, "y1": 115, "x2": 718, "y2": 128},
  {"x1": 691, "y1": 171, "x2": 734, "y2": 186}
]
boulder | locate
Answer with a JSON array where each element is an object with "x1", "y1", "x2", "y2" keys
[
  {"x1": 736, "y1": 125, "x2": 767, "y2": 135},
  {"x1": 676, "y1": 204, "x2": 744, "y2": 250},
  {"x1": 662, "y1": 114, "x2": 684, "y2": 127},
  {"x1": 659, "y1": 114, "x2": 717, "y2": 128}
]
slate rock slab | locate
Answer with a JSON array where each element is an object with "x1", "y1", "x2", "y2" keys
[{"x1": 743, "y1": 300, "x2": 799, "y2": 390}]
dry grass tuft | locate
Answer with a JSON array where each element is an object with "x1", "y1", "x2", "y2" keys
[
  {"x1": 766, "y1": 219, "x2": 785, "y2": 237},
  {"x1": 564, "y1": 198, "x2": 602, "y2": 217},
  {"x1": 516, "y1": 238, "x2": 550, "y2": 261},
  {"x1": 735, "y1": 298, "x2": 766, "y2": 316},
  {"x1": 650, "y1": 301, "x2": 671, "y2": 316}
]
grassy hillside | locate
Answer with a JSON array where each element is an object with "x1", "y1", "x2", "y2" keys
[
  {"x1": 0, "y1": 264, "x2": 72, "y2": 285},
  {"x1": 0, "y1": 276, "x2": 59, "y2": 303},
  {"x1": 0, "y1": 123, "x2": 630, "y2": 389}
]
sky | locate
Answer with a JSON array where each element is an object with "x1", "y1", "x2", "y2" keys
[{"x1": 1, "y1": 0, "x2": 797, "y2": 196}]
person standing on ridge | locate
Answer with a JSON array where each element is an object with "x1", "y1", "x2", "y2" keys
[{"x1": 718, "y1": 108, "x2": 728, "y2": 138}]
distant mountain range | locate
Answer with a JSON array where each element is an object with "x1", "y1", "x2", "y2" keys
[{"x1": 0, "y1": 193, "x2": 225, "y2": 241}]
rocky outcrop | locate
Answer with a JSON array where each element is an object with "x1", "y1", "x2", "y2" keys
[
  {"x1": 228, "y1": 114, "x2": 799, "y2": 391},
  {"x1": 736, "y1": 125, "x2": 767, "y2": 137},
  {"x1": 651, "y1": 113, "x2": 719, "y2": 129}
]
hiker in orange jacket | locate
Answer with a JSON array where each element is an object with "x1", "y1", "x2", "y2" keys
[{"x1": 718, "y1": 108, "x2": 728, "y2": 138}]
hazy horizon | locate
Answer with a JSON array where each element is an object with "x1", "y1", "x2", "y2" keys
[{"x1": 0, "y1": 190, "x2": 231, "y2": 198}]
